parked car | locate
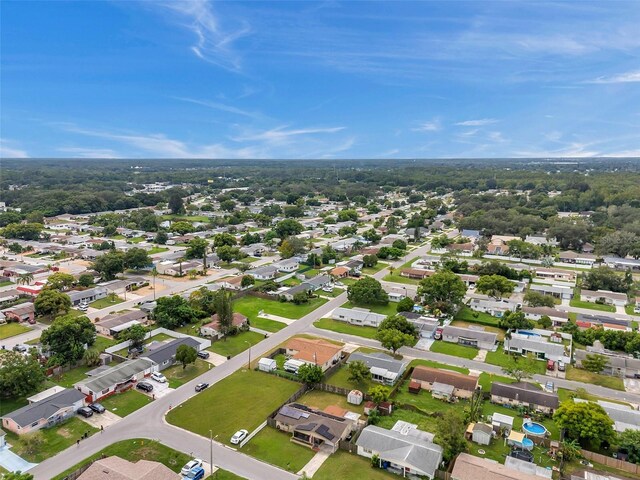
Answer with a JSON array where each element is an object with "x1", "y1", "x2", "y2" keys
[
  {"x1": 136, "y1": 381, "x2": 153, "y2": 392},
  {"x1": 230, "y1": 429, "x2": 249, "y2": 445},
  {"x1": 546, "y1": 359, "x2": 555, "y2": 371},
  {"x1": 89, "y1": 403, "x2": 105, "y2": 414},
  {"x1": 12, "y1": 344, "x2": 28, "y2": 353},
  {"x1": 197, "y1": 351, "x2": 210, "y2": 359},
  {"x1": 195, "y1": 382, "x2": 209, "y2": 392},
  {"x1": 78, "y1": 302, "x2": 89, "y2": 312},
  {"x1": 185, "y1": 467, "x2": 205, "y2": 480},
  {"x1": 151, "y1": 372, "x2": 167, "y2": 383},
  {"x1": 181, "y1": 459, "x2": 203, "y2": 476},
  {"x1": 128, "y1": 345, "x2": 144, "y2": 356},
  {"x1": 77, "y1": 406, "x2": 94, "y2": 418},
  {"x1": 557, "y1": 360, "x2": 565, "y2": 372}
]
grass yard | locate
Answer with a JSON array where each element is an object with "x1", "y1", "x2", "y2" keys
[
  {"x1": 53, "y1": 365, "x2": 95, "y2": 388},
  {"x1": 167, "y1": 369, "x2": 301, "y2": 444},
  {"x1": 163, "y1": 358, "x2": 212, "y2": 388},
  {"x1": 450, "y1": 320, "x2": 505, "y2": 341},
  {"x1": 570, "y1": 290, "x2": 616, "y2": 313},
  {"x1": 0, "y1": 396, "x2": 29, "y2": 416},
  {"x1": 361, "y1": 263, "x2": 386, "y2": 275},
  {"x1": 0, "y1": 280, "x2": 14, "y2": 286},
  {"x1": 101, "y1": 389, "x2": 153, "y2": 417},
  {"x1": 454, "y1": 306, "x2": 500, "y2": 326},
  {"x1": 394, "y1": 381, "x2": 463, "y2": 413},
  {"x1": 93, "y1": 335, "x2": 117, "y2": 352},
  {"x1": 429, "y1": 341, "x2": 479, "y2": 359},
  {"x1": 8, "y1": 417, "x2": 99, "y2": 463},
  {"x1": 377, "y1": 408, "x2": 439, "y2": 435},
  {"x1": 625, "y1": 304, "x2": 639, "y2": 316},
  {"x1": 250, "y1": 316, "x2": 287, "y2": 332},
  {"x1": 0, "y1": 322, "x2": 31, "y2": 339},
  {"x1": 233, "y1": 295, "x2": 328, "y2": 320},
  {"x1": 241, "y1": 427, "x2": 315, "y2": 473},
  {"x1": 408, "y1": 359, "x2": 469, "y2": 374},
  {"x1": 208, "y1": 471, "x2": 247, "y2": 480},
  {"x1": 208, "y1": 330, "x2": 265, "y2": 358},
  {"x1": 477, "y1": 373, "x2": 515, "y2": 391},
  {"x1": 313, "y1": 451, "x2": 397, "y2": 480},
  {"x1": 341, "y1": 300, "x2": 398, "y2": 317},
  {"x1": 565, "y1": 366, "x2": 625, "y2": 390},
  {"x1": 313, "y1": 318, "x2": 379, "y2": 339},
  {"x1": 298, "y1": 389, "x2": 364, "y2": 414},
  {"x1": 326, "y1": 363, "x2": 376, "y2": 392},
  {"x1": 51, "y1": 438, "x2": 193, "y2": 480},
  {"x1": 147, "y1": 246, "x2": 169, "y2": 255},
  {"x1": 90, "y1": 296, "x2": 124, "y2": 309},
  {"x1": 381, "y1": 257, "x2": 421, "y2": 285},
  {"x1": 484, "y1": 347, "x2": 547, "y2": 374},
  {"x1": 145, "y1": 332, "x2": 175, "y2": 344}
]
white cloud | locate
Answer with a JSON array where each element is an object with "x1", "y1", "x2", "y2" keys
[
  {"x1": 412, "y1": 119, "x2": 441, "y2": 132},
  {"x1": 231, "y1": 125, "x2": 345, "y2": 145},
  {"x1": 515, "y1": 143, "x2": 600, "y2": 158},
  {"x1": 586, "y1": 70, "x2": 640, "y2": 84},
  {"x1": 172, "y1": 96, "x2": 262, "y2": 119},
  {"x1": 0, "y1": 139, "x2": 29, "y2": 158},
  {"x1": 600, "y1": 149, "x2": 640, "y2": 157},
  {"x1": 455, "y1": 119, "x2": 499, "y2": 126},
  {"x1": 157, "y1": 0, "x2": 251, "y2": 72},
  {"x1": 57, "y1": 147, "x2": 121, "y2": 159}
]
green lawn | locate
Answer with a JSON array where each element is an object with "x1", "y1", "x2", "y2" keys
[
  {"x1": 0, "y1": 280, "x2": 14, "y2": 286},
  {"x1": 313, "y1": 451, "x2": 397, "y2": 480},
  {"x1": 241, "y1": 427, "x2": 315, "y2": 473},
  {"x1": 394, "y1": 380, "x2": 463, "y2": 413},
  {"x1": 341, "y1": 300, "x2": 398, "y2": 317},
  {"x1": 484, "y1": 347, "x2": 547, "y2": 374},
  {"x1": 51, "y1": 438, "x2": 193, "y2": 480},
  {"x1": 381, "y1": 257, "x2": 421, "y2": 285},
  {"x1": 377, "y1": 408, "x2": 439, "y2": 435},
  {"x1": 570, "y1": 290, "x2": 616, "y2": 312},
  {"x1": 298, "y1": 389, "x2": 364, "y2": 414},
  {"x1": 167, "y1": 369, "x2": 300, "y2": 444},
  {"x1": 147, "y1": 246, "x2": 169, "y2": 255},
  {"x1": 326, "y1": 364, "x2": 376, "y2": 391},
  {"x1": 53, "y1": 365, "x2": 94, "y2": 388},
  {"x1": 408, "y1": 359, "x2": 469, "y2": 374},
  {"x1": 429, "y1": 341, "x2": 479, "y2": 359},
  {"x1": 208, "y1": 470, "x2": 247, "y2": 480},
  {"x1": 93, "y1": 335, "x2": 117, "y2": 352},
  {"x1": 454, "y1": 306, "x2": 500, "y2": 326},
  {"x1": 0, "y1": 322, "x2": 31, "y2": 339},
  {"x1": 361, "y1": 263, "x2": 386, "y2": 275},
  {"x1": 233, "y1": 295, "x2": 328, "y2": 320},
  {"x1": 8, "y1": 417, "x2": 99, "y2": 463},
  {"x1": 249, "y1": 316, "x2": 287, "y2": 332},
  {"x1": 565, "y1": 366, "x2": 625, "y2": 390},
  {"x1": 0, "y1": 396, "x2": 29, "y2": 416},
  {"x1": 208, "y1": 330, "x2": 265, "y2": 358},
  {"x1": 477, "y1": 373, "x2": 515, "y2": 391},
  {"x1": 90, "y1": 296, "x2": 124, "y2": 309},
  {"x1": 163, "y1": 358, "x2": 212, "y2": 388},
  {"x1": 313, "y1": 318, "x2": 379, "y2": 339},
  {"x1": 625, "y1": 304, "x2": 639, "y2": 316},
  {"x1": 101, "y1": 389, "x2": 154, "y2": 416}
]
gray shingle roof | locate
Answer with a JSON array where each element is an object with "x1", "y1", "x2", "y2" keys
[
  {"x1": 491, "y1": 382, "x2": 559, "y2": 409},
  {"x1": 142, "y1": 338, "x2": 201, "y2": 365},
  {"x1": 3, "y1": 388, "x2": 85, "y2": 427},
  {"x1": 76, "y1": 358, "x2": 155, "y2": 393},
  {"x1": 347, "y1": 352, "x2": 407, "y2": 375}
]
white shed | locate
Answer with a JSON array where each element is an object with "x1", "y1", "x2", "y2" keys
[
  {"x1": 348, "y1": 390, "x2": 363, "y2": 405},
  {"x1": 258, "y1": 358, "x2": 277, "y2": 373}
]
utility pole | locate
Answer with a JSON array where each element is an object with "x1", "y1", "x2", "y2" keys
[{"x1": 209, "y1": 429, "x2": 213, "y2": 477}]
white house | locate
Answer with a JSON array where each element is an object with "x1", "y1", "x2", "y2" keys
[{"x1": 332, "y1": 307, "x2": 387, "y2": 328}]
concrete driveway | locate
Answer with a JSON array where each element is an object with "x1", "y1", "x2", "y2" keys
[
  {"x1": 624, "y1": 377, "x2": 640, "y2": 395},
  {"x1": 0, "y1": 446, "x2": 37, "y2": 473},
  {"x1": 146, "y1": 378, "x2": 174, "y2": 398},
  {"x1": 78, "y1": 410, "x2": 121, "y2": 430}
]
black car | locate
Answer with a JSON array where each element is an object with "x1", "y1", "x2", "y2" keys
[
  {"x1": 128, "y1": 345, "x2": 144, "y2": 356},
  {"x1": 195, "y1": 382, "x2": 209, "y2": 392},
  {"x1": 197, "y1": 351, "x2": 210, "y2": 359},
  {"x1": 136, "y1": 381, "x2": 154, "y2": 393},
  {"x1": 77, "y1": 406, "x2": 94, "y2": 418},
  {"x1": 89, "y1": 403, "x2": 105, "y2": 414}
]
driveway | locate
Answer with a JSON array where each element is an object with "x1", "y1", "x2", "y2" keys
[
  {"x1": 146, "y1": 378, "x2": 174, "y2": 398},
  {"x1": 0, "y1": 446, "x2": 37, "y2": 473},
  {"x1": 414, "y1": 338, "x2": 434, "y2": 351},
  {"x1": 624, "y1": 378, "x2": 640, "y2": 395},
  {"x1": 78, "y1": 410, "x2": 122, "y2": 430}
]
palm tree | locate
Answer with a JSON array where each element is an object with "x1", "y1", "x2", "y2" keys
[
  {"x1": 17, "y1": 272, "x2": 34, "y2": 286},
  {"x1": 150, "y1": 267, "x2": 158, "y2": 300}
]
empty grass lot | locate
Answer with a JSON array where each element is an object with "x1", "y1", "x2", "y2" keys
[
  {"x1": 313, "y1": 451, "x2": 397, "y2": 480},
  {"x1": 394, "y1": 381, "x2": 463, "y2": 413},
  {"x1": 233, "y1": 296, "x2": 328, "y2": 320},
  {"x1": 167, "y1": 369, "x2": 300, "y2": 444},
  {"x1": 298, "y1": 390, "x2": 365, "y2": 414},
  {"x1": 241, "y1": 427, "x2": 315, "y2": 473},
  {"x1": 8, "y1": 417, "x2": 99, "y2": 463},
  {"x1": 250, "y1": 316, "x2": 287, "y2": 332},
  {"x1": 208, "y1": 330, "x2": 265, "y2": 357},
  {"x1": 163, "y1": 358, "x2": 212, "y2": 388},
  {"x1": 89, "y1": 296, "x2": 124, "y2": 309},
  {"x1": 454, "y1": 306, "x2": 500, "y2": 326},
  {"x1": 0, "y1": 322, "x2": 31, "y2": 339},
  {"x1": 101, "y1": 389, "x2": 153, "y2": 417},
  {"x1": 53, "y1": 365, "x2": 94, "y2": 388},
  {"x1": 313, "y1": 318, "x2": 378, "y2": 339},
  {"x1": 484, "y1": 347, "x2": 547, "y2": 374},
  {"x1": 326, "y1": 364, "x2": 376, "y2": 391},
  {"x1": 341, "y1": 301, "x2": 398, "y2": 317},
  {"x1": 565, "y1": 366, "x2": 625, "y2": 390},
  {"x1": 429, "y1": 341, "x2": 479, "y2": 359}
]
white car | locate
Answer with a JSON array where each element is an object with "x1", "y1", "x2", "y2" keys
[
  {"x1": 230, "y1": 429, "x2": 249, "y2": 445},
  {"x1": 151, "y1": 372, "x2": 167, "y2": 383},
  {"x1": 180, "y1": 458, "x2": 203, "y2": 476}
]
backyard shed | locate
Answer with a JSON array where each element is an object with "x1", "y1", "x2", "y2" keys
[{"x1": 258, "y1": 358, "x2": 277, "y2": 373}]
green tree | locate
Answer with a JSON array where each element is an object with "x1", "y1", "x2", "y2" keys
[
  {"x1": 378, "y1": 314, "x2": 417, "y2": 336},
  {"x1": 347, "y1": 277, "x2": 389, "y2": 305},
  {"x1": 241, "y1": 275, "x2": 255, "y2": 288},
  {"x1": 553, "y1": 400, "x2": 615, "y2": 449},
  {"x1": 321, "y1": 246, "x2": 338, "y2": 264},
  {"x1": 418, "y1": 271, "x2": 467, "y2": 316},
  {"x1": 369, "y1": 385, "x2": 390, "y2": 406},
  {"x1": 297, "y1": 363, "x2": 323, "y2": 385},
  {"x1": 34, "y1": 288, "x2": 72, "y2": 317},
  {"x1": 120, "y1": 324, "x2": 147, "y2": 350},
  {"x1": 0, "y1": 350, "x2": 45, "y2": 397},
  {"x1": 581, "y1": 353, "x2": 608, "y2": 373},
  {"x1": 392, "y1": 239, "x2": 407, "y2": 250},
  {"x1": 582, "y1": 266, "x2": 628, "y2": 293},
  {"x1": 376, "y1": 328, "x2": 414, "y2": 354},
  {"x1": 83, "y1": 348, "x2": 101, "y2": 367},
  {"x1": 362, "y1": 254, "x2": 378, "y2": 268},
  {"x1": 498, "y1": 311, "x2": 535, "y2": 330},
  {"x1": 185, "y1": 237, "x2": 208, "y2": 260},
  {"x1": 348, "y1": 360, "x2": 370, "y2": 384},
  {"x1": 43, "y1": 272, "x2": 75, "y2": 291},
  {"x1": 124, "y1": 247, "x2": 151, "y2": 269},
  {"x1": 213, "y1": 288, "x2": 234, "y2": 337},
  {"x1": 17, "y1": 272, "x2": 34, "y2": 286},
  {"x1": 175, "y1": 344, "x2": 198, "y2": 369},
  {"x1": 476, "y1": 274, "x2": 514, "y2": 300},
  {"x1": 41, "y1": 315, "x2": 96, "y2": 366},
  {"x1": 92, "y1": 250, "x2": 125, "y2": 280},
  {"x1": 618, "y1": 429, "x2": 640, "y2": 464},
  {"x1": 77, "y1": 273, "x2": 94, "y2": 287},
  {"x1": 3, "y1": 471, "x2": 35, "y2": 480},
  {"x1": 435, "y1": 410, "x2": 468, "y2": 463},
  {"x1": 396, "y1": 297, "x2": 414, "y2": 313},
  {"x1": 213, "y1": 233, "x2": 237, "y2": 247},
  {"x1": 274, "y1": 219, "x2": 304, "y2": 239},
  {"x1": 501, "y1": 354, "x2": 539, "y2": 382},
  {"x1": 168, "y1": 191, "x2": 185, "y2": 215},
  {"x1": 279, "y1": 237, "x2": 306, "y2": 259},
  {"x1": 154, "y1": 295, "x2": 199, "y2": 329},
  {"x1": 216, "y1": 245, "x2": 242, "y2": 263},
  {"x1": 537, "y1": 315, "x2": 552, "y2": 329},
  {"x1": 154, "y1": 230, "x2": 169, "y2": 244},
  {"x1": 171, "y1": 221, "x2": 195, "y2": 235},
  {"x1": 523, "y1": 291, "x2": 556, "y2": 308},
  {"x1": 292, "y1": 291, "x2": 309, "y2": 304},
  {"x1": 2, "y1": 222, "x2": 43, "y2": 240},
  {"x1": 220, "y1": 199, "x2": 236, "y2": 212}
]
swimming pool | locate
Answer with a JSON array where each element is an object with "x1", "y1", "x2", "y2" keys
[
  {"x1": 522, "y1": 438, "x2": 534, "y2": 450},
  {"x1": 517, "y1": 330, "x2": 541, "y2": 337},
  {"x1": 523, "y1": 421, "x2": 547, "y2": 436}
]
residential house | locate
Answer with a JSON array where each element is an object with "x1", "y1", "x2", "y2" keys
[
  {"x1": 99, "y1": 277, "x2": 148, "y2": 295},
  {"x1": 410, "y1": 366, "x2": 479, "y2": 399},
  {"x1": 274, "y1": 258, "x2": 299, "y2": 273},
  {"x1": 344, "y1": 259, "x2": 364, "y2": 275},
  {"x1": 285, "y1": 337, "x2": 343, "y2": 371},
  {"x1": 580, "y1": 289, "x2": 628, "y2": 307},
  {"x1": 468, "y1": 298, "x2": 519, "y2": 317},
  {"x1": 331, "y1": 307, "x2": 387, "y2": 328},
  {"x1": 356, "y1": 425, "x2": 443, "y2": 479},
  {"x1": 522, "y1": 306, "x2": 569, "y2": 326},
  {"x1": 575, "y1": 313, "x2": 631, "y2": 330},
  {"x1": 505, "y1": 331, "x2": 571, "y2": 363},
  {"x1": 75, "y1": 358, "x2": 156, "y2": 402},
  {"x1": 446, "y1": 242, "x2": 475, "y2": 255},
  {"x1": 490, "y1": 382, "x2": 559, "y2": 414},
  {"x1": 329, "y1": 266, "x2": 350, "y2": 278},
  {"x1": 142, "y1": 337, "x2": 203, "y2": 371},
  {"x1": 1, "y1": 388, "x2": 85, "y2": 435},
  {"x1": 413, "y1": 256, "x2": 441, "y2": 269},
  {"x1": 525, "y1": 235, "x2": 558, "y2": 247},
  {"x1": 441, "y1": 325, "x2": 498, "y2": 350},
  {"x1": 558, "y1": 251, "x2": 597, "y2": 266},
  {"x1": 486, "y1": 238, "x2": 510, "y2": 255},
  {"x1": 401, "y1": 268, "x2": 435, "y2": 280},
  {"x1": 574, "y1": 348, "x2": 640, "y2": 378},
  {"x1": 273, "y1": 403, "x2": 354, "y2": 452},
  {"x1": 575, "y1": 399, "x2": 640, "y2": 433},
  {"x1": 534, "y1": 268, "x2": 576, "y2": 283},
  {"x1": 77, "y1": 456, "x2": 180, "y2": 480},
  {"x1": 528, "y1": 284, "x2": 573, "y2": 300},
  {"x1": 66, "y1": 286, "x2": 108, "y2": 307},
  {"x1": 303, "y1": 274, "x2": 332, "y2": 291},
  {"x1": 200, "y1": 312, "x2": 248, "y2": 338},
  {"x1": 602, "y1": 256, "x2": 640, "y2": 272},
  {"x1": 0, "y1": 289, "x2": 21, "y2": 305},
  {"x1": 96, "y1": 310, "x2": 147, "y2": 336},
  {"x1": 247, "y1": 265, "x2": 278, "y2": 280},
  {"x1": 451, "y1": 453, "x2": 547, "y2": 480},
  {"x1": 0, "y1": 302, "x2": 35, "y2": 324},
  {"x1": 347, "y1": 352, "x2": 408, "y2": 386}
]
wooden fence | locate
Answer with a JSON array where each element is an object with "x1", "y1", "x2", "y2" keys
[{"x1": 581, "y1": 450, "x2": 640, "y2": 476}]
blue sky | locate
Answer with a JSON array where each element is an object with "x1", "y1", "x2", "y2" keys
[{"x1": 1, "y1": 0, "x2": 640, "y2": 159}]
